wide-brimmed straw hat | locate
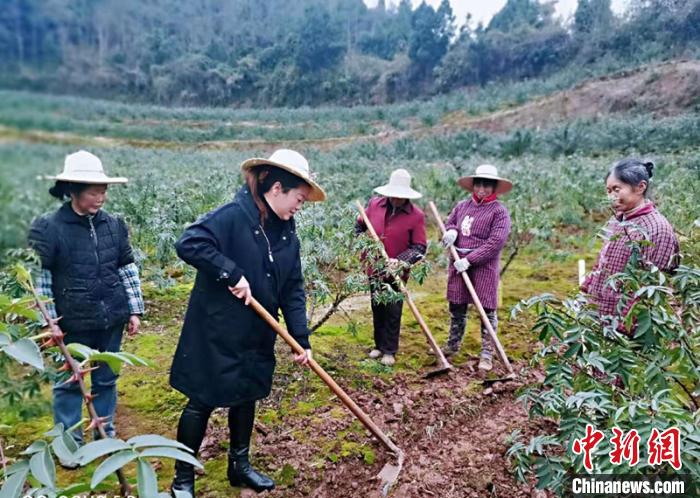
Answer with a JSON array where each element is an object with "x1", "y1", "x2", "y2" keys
[
  {"x1": 240, "y1": 149, "x2": 326, "y2": 202},
  {"x1": 373, "y1": 168, "x2": 422, "y2": 200},
  {"x1": 45, "y1": 150, "x2": 128, "y2": 184},
  {"x1": 458, "y1": 164, "x2": 513, "y2": 195}
]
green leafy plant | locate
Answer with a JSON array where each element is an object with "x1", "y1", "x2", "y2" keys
[
  {"x1": 507, "y1": 249, "x2": 700, "y2": 494},
  {"x1": 0, "y1": 265, "x2": 201, "y2": 497}
]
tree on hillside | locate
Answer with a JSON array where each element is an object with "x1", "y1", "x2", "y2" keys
[
  {"x1": 0, "y1": 0, "x2": 698, "y2": 106},
  {"x1": 436, "y1": 0, "x2": 571, "y2": 91},
  {"x1": 595, "y1": 0, "x2": 700, "y2": 61},
  {"x1": 437, "y1": 0, "x2": 456, "y2": 42},
  {"x1": 358, "y1": 0, "x2": 406, "y2": 59},
  {"x1": 395, "y1": 0, "x2": 413, "y2": 35},
  {"x1": 572, "y1": 0, "x2": 615, "y2": 62},
  {"x1": 294, "y1": 5, "x2": 346, "y2": 72},
  {"x1": 333, "y1": 0, "x2": 369, "y2": 53},
  {"x1": 408, "y1": 1, "x2": 450, "y2": 76},
  {"x1": 488, "y1": 0, "x2": 556, "y2": 32},
  {"x1": 574, "y1": 0, "x2": 614, "y2": 37},
  {"x1": 3, "y1": 0, "x2": 26, "y2": 65},
  {"x1": 384, "y1": 0, "x2": 413, "y2": 53}
]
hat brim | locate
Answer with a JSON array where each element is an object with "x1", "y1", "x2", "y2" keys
[
  {"x1": 373, "y1": 185, "x2": 423, "y2": 200},
  {"x1": 457, "y1": 175, "x2": 512, "y2": 195},
  {"x1": 45, "y1": 173, "x2": 128, "y2": 184},
  {"x1": 240, "y1": 158, "x2": 326, "y2": 202}
]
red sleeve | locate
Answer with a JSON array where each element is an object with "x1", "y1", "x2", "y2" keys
[{"x1": 411, "y1": 209, "x2": 427, "y2": 247}]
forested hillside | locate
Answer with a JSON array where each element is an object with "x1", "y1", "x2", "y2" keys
[{"x1": 1, "y1": 0, "x2": 699, "y2": 106}]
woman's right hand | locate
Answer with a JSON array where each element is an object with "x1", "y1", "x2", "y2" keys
[{"x1": 229, "y1": 276, "x2": 252, "y2": 305}]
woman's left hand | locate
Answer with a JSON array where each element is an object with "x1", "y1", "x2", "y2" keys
[
  {"x1": 454, "y1": 257, "x2": 470, "y2": 273},
  {"x1": 127, "y1": 314, "x2": 141, "y2": 337},
  {"x1": 293, "y1": 349, "x2": 312, "y2": 366}
]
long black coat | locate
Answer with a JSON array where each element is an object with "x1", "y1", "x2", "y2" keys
[{"x1": 169, "y1": 186, "x2": 311, "y2": 407}]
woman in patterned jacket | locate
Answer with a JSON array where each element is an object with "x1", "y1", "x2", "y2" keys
[
  {"x1": 440, "y1": 164, "x2": 512, "y2": 371},
  {"x1": 581, "y1": 158, "x2": 679, "y2": 320}
]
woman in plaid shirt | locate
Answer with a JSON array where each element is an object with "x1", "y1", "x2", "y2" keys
[
  {"x1": 28, "y1": 151, "x2": 144, "y2": 466},
  {"x1": 582, "y1": 158, "x2": 679, "y2": 320},
  {"x1": 440, "y1": 164, "x2": 512, "y2": 371}
]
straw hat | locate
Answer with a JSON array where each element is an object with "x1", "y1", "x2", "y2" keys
[
  {"x1": 458, "y1": 164, "x2": 512, "y2": 195},
  {"x1": 373, "y1": 169, "x2": 422, "y2": 200},
  {"x1": 240, "y1": 149, "x2": 326, "y2": 202},
  {"x1": 46, "y1": 150, "x2": 128, "y2": 184}
]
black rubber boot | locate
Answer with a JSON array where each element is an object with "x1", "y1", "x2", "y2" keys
[
  {"x1": 171, "y1": 399, "x2": 213, "y2": 498},
  {"x1": 171, "y1": 461, "x2": 195, "y2": 498},
  {"x1": 227, "y1": 402, "x2": 275, "y2": 492}
]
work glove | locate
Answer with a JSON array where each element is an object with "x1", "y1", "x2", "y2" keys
[
  {"x1": 454, "y1": 258, "x2": 470, "y2": 273},
  {"x1": 387, "y1": 258, "x2": 405, "y2": 271},
  {"x1": 441, "y1": 229, "x2": 458, "y2": 248}
]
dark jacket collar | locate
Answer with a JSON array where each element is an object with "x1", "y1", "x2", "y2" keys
[
  {"x1": 56, "y1": 202, "x2": 105, "y2": 224},
  {"x1": 234, "y1": 185, "x2": 295, "y2": 231},
  {"x1": 378, "y1": 196, "x2": 413, "y2": 214}
]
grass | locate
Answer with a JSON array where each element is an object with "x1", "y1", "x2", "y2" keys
[
  {"x1": 0, "y1": 241, "x2": 579, "y2": 494},
  {"x1": 1, "y1": 64, "x2": 698, "y2": 493}
]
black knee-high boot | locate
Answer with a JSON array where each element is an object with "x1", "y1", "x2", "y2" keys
[
  {"x1": 171, "y1": 399, "x2": 213, "y2": 497},
  {"x1": 227, "y1": 402, "x2": 274, "y2": 492}
]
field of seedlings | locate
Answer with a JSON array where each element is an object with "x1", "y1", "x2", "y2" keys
[{"x1": 0, "y1": 62, "x2": 698, "y2": 497}]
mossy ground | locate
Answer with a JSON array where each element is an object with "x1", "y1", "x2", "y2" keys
[{"x1": 1, "y1": 236, "x2": 588, "y2": 495}]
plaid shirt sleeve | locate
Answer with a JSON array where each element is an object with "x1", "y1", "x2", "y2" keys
[
  {"x1": 118, "y1": 263, "x2": 145, "y2": 315},
  {"x1": 396, "y1": 244, "x2": 427, "y2": 264},
  {"x1": 642, "y1": 221, "x2": 680, "y2": 271},
  {"x1": 36, "y1": 268, "x2": 57, "y2": 324}
]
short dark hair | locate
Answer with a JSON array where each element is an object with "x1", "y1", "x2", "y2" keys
[
  {"x1": 245, "y1": 165, "x2": 309, "y2": 223},
  {"x1": 606, "y1": 158, "x2": 654, "y2": 197},
  {"x1": 49, "y1": 181, "x2": 91, "y2": 200}
]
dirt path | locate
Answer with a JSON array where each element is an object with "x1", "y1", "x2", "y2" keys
[
  {"x1": 196, "y1": 358, "x2": 550, "y2": 497},
  {"x1": 440, "y1": 59, "x2": 700, "y2": 134}
]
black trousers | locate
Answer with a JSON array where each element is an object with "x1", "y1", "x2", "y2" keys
[{"x1": 370, "y1": 278, "x2": 404, "y2": 355}]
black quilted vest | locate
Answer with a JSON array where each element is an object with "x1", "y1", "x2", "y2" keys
[{"x1": 44, "y1": 203, "x2": 131, "y2": 333}]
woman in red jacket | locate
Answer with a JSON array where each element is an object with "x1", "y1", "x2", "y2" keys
[{"x1": 356, "y1": 169, "x2": 427, "y2": 366}]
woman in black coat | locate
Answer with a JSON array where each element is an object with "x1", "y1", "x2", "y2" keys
[{"x1": 169, "y1": 149, "x2": 326, "y2": 496}]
